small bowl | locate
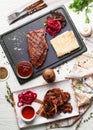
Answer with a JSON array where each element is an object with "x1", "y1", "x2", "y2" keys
[
  {"x1": 16, "y1": 61, "x2": 33, "y2": 79},
  {"x1": 21, "y1": 105, "x2": 36, "y2": 123},
  {"x1": 0, "y1": 66, "x2": 9, "y2": 81}
]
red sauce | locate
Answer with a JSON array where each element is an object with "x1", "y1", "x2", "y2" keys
[
  {"x1": 22, "y1": 106, "x2": 35, "y2": 119},
  {"x1": 17, "y1": 61, "x2": 33, "y2": 78}
]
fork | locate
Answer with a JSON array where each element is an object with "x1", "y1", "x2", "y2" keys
[{"x1": 8, "y1": 0, "x2": 44, "y2": 21}]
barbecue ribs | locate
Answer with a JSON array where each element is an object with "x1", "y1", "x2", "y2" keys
[{"x1": 37, "y1": 88, "x2": 73, "y2": 118}]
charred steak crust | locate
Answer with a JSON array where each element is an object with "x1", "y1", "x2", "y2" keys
[
  {"x1": 37, "y1": 88, "x2": 73, "y2": 118},
  {"x1": 26, "y1": 28, "x2": 48, "y2": 68}
]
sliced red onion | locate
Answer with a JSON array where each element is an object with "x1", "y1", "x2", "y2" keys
[
  {"x1": 46, "y1": 18, "x2": 62, "y2": 36},
  {"x1": 17, "y1": 90, "x2": 37, "y2": 107}
]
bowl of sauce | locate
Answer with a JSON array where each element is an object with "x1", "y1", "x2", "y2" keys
[
  {"x1": 16, "y1": 61, "x2": 33, "y2": 79},
  {"x1": 21, "y1": 105, "x2": 36, "y2": 122}
]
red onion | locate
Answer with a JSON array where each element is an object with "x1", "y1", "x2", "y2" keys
[
  {"x1": 17, "y1": 90, "x2": 37, "y2": 107},
  {"x1": 46, "y1": 18, "x2": 62, "y2": 36}
]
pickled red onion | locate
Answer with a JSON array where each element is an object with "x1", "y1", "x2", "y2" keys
[
  {"x1": 46, "y1": 18, "x2": 62, "y2": 36},
  {"x1": 17, "y1": 90, "x2": 37, "y2": 107}
]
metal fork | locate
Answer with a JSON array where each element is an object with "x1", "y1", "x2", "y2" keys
[
  {"x1": 8, "y1": 0, "x2": 44, "y2": 22},
  {"x1": 8, "y1": 3, "x2": 47, "y2": 24}
]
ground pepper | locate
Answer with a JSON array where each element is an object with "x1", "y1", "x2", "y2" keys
[{"x1": 0, "y1": 67, "x2": 8, "y2": 79}]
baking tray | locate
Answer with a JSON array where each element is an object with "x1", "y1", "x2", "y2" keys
[
  {"x1": 12, "y1": 80, "x2": 79, "y2": 128},
  {"x1": 0, "y1": 6, "x2": 87, "y2": 84}
]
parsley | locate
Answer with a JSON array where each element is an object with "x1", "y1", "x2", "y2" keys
[{"x1": 69, "y1": 0, "x2": 93, "y2": 23}]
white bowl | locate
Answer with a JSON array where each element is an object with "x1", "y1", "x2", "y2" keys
[
  {"x1": 21, "y1": 105, "x2": 36, "y2": 123},
  {"x1": 0, "y1": 66, "x2": 9, "y2": 81},
  {"x1": 16, "y1": 61, "x2": 33, "y2": 79}
]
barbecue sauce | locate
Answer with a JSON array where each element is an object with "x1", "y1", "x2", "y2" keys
[{"x1": 16, "y1": 61, "x2": 33, "y2": 78}]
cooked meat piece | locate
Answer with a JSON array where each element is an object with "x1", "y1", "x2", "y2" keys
[
  {"x1": 26, "y1": 28, "x2": 48, "y2": 68},
  {"x1": 58, "y1": 102, "x2": 73, "y2": 113},
  {"x1": 37, "y1": 88, "x2": 72, "y2": 118},
  {"x1": 61, "y1": 92, "x2": 70, "y2": 103}
]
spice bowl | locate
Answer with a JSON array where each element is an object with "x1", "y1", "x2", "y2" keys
[
  {"x1": 21, "y1": 105, "x2": 36, "y2": 123},
  {"x1": 0, "y1": 66, "x2": 9, "y2": 81},
  {"x1": 16, "y1": 61, "x2": 33, "y2": 79}
]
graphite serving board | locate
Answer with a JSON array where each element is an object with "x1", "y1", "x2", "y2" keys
[{"x1": 0, "y1": 6, "x2": 87, "y2": 84}]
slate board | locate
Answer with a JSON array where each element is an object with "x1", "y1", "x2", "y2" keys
[{"x1": 0, "y1": 6, "x2": 87, "y2": 84}]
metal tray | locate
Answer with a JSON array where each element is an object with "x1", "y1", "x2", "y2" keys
[{"x1": 0, "y1": 6, "x2": 87, "y2": 84}]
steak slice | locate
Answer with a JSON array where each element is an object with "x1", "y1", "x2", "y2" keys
[{"x1": 26, "y1": 28, "x2": 48, "y2": 68}]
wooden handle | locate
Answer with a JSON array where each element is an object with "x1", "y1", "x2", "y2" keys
[
  {"x1": 28, "y1": 3, "x2": 47, "y2": 14},
  {"x1": 24, "y1": 0, "x2": 44, "y2": 11}
]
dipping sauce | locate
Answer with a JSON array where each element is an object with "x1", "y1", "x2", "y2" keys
[
  {"x1": 21, "y1": 105, "x2": 36, "y2": 122},
  {"x1": 16, "y1": 61, "x2": 33, "y2": 79}
]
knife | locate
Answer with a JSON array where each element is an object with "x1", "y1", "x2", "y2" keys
[{"x1": 8, "y1": 2, "x2": 47, "y2": 24}]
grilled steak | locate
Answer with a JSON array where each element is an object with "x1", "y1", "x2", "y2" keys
[{"x1": 26, "y1": 28, "x2": 48, "y2": 68}]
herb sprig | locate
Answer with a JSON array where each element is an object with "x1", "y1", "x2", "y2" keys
[
  {"x1": 75, "y1": 112, "x2": 93, "y2": 130},
  {"x1": 69, "y1": 0, "x2": 93, "y2": 23},
  {"x1": 5, "y1": 82, "x2": 14, "y2": 107},
  {"x1": 75, "y1": 117, "x2": 83, "y2": 130}
]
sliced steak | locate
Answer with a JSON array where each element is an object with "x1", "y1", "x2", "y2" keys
[{"x1": 26, "y1": 28, "x2": 48, "y2": 68}]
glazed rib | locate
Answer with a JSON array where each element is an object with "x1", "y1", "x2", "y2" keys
[{"x1": 37, "y1": 88, "x2": 73, "y2": 118}]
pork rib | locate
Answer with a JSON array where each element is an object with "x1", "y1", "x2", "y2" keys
[
  {"x1": 37, "y1": 88, "x2": 73, "y2": 118},
  {"x1": 26, "y1": 28, "x2": 48, "y2": 68}
]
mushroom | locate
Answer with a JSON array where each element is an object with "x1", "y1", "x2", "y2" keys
[
  {"x1": 42, "y1": 68, "x2": 55, "y2": 83},
  {"x1": 80, "y1": 24, "x2": 92, "y2": 37}
]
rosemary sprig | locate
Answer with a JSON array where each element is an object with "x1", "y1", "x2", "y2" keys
[
  {"x1": 83, "y1": 112, "x2": 93, "y2": 123},
  {"x1": 75, "y1": 111, "x2": 93, "y2": 130},
  {"x1": 5, "y1": 82, "x2": 14, "y2": 107},
  {"x1": 75, "y1": 117, "x2": 83, "y2": 130}
]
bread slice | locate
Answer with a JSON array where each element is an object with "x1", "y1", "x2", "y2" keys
[
  {"x1": 75, "y1": 54, "x2": 93, "y2": 69},
  {"x1": 50, "y1": 31, "x2": 79, "y2": 57},
  {"x1": 75, "y1": 91, "x2": 90, "y2": 107}
]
